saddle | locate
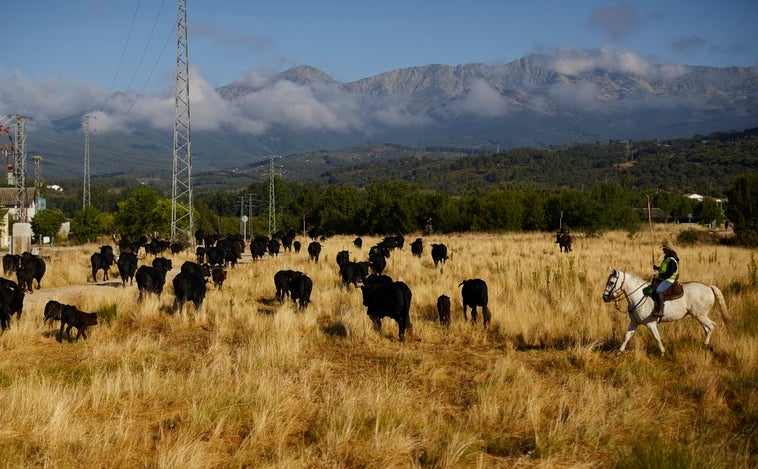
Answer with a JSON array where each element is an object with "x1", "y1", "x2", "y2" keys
[{"x1": 648, "y1": 278, "x2": 684, "y2": 301}]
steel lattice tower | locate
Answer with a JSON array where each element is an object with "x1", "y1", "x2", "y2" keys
[
  {"x1": 171, "y1": 0, "x2": 193, "y2": 244},
  {"x1": 268, "y1": 155, "x2": 280, "y2": 237},
  {"x1": 83, "y1": 115, "x2": 95, "y2": 208},
  {"x1": 12, "y1": 115, "x2": 29, "y2": 222}
]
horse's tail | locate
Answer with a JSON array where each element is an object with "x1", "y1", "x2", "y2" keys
[{"x1": 710, "y1": 285, "x2": 734, "y2": 335}]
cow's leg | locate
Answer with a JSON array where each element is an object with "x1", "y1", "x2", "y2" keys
[
  {"x1": 371, "y1": 316, "x2": 382, "y2": 332},
  {"x1": 482, "y1": 306, "x2": 491, "y2": 328},
  {"x1": 462, "y1": 305, "x2": 468, "y2": 321},
  {"x1": 80, "y1": 328, "x2": 88, "y2": 340},
  {"x1": 58, "y1": 321, "x2": 65, "y2": 341},
  {"x1": 471, "y1": 306, "x2": 478, "y2": 323},
  {"x1": 397, "y1": 318, "x2": 406, "y2": 341}
]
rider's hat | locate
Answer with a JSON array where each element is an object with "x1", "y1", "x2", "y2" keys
[{"x1": 661, "y1": 240, "x2": 677, "y2": 255}]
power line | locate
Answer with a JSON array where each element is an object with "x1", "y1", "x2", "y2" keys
[{"x1": 101, "y1": 0, "x2": 143, "y2": 112}]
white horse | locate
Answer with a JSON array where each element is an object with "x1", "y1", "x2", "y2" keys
[{"x1": 602, "y1": 268, "x2": 732, "y2": 355}]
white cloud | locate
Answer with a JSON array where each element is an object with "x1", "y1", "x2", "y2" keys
[
  {"x1": 452, "y1": 79, "x2": 510, "y2": 118},
  {"x1": 548, "y1": 46, "x2": 686, "y2": 80}
]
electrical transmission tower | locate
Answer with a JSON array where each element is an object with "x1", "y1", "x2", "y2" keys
[
  {"x1": 171, "y1": 0, "x2": 193, "y2": 244},
  {"x1": 267, "y1": 155, "x2": 281, "y2": 237},
  {"x1": 33, "y1": 155, "x2": 42, "y2": 192},
  {"x1": 11, "y1": 114, "x2": 30, "y2": 222},
  {"x1": 83, "y1": 114, "x2": 95, "y2": 208}
]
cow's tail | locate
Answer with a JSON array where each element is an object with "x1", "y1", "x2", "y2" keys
[{"x1": 710, "y1": 285, "x2": 734, "y2": 335}]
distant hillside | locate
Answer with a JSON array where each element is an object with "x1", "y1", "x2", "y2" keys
[
  {"x1": 27, "y1": 55, "x2": 758, "y2": 180},
  {"x1": 191, "y1": 127, "x2": 758, "y2": 198}
]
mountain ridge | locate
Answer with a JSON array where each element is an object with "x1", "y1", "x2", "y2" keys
[{"x1": 25, "y1": 55, "x2": 758, "y2": 180}]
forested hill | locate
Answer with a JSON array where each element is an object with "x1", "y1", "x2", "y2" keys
[{"x1": 308, "y1": 127, "x2": 758, "y2": 198}]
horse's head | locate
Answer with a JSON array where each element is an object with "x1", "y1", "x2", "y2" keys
[{"x1": 602, "y1": 268, "x2": 624, "y2": 303}]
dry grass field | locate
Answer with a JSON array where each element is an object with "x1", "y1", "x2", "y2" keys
[{"x1": 0, "y1": 227, "x2": 755, "y2": 468}]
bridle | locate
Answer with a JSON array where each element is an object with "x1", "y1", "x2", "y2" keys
[{"x1": 606, "y1": 270, "x2": 649, "y2": 312}]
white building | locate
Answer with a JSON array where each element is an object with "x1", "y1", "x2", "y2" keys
[{"x1": 0, "y1": 187, "x2": 39, "y2": 250}]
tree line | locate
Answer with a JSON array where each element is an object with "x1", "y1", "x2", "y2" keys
[{"x1": 31, "y1": 174, "x2": 757, "y2": 247}]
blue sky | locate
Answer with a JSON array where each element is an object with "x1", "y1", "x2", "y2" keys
[{"x1": 1, "y1": 1, "x2": 756, "y2": 135}]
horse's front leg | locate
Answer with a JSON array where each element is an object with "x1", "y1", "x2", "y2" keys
[
  {"x1": 645, "y1": 322, "x2": 666, "y2": 355},
  {"x1": 619, "y1": 319, "x2": 638, "y2": 352}
]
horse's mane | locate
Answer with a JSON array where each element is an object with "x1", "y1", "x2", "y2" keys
[{"x1": 615, "y1": 269, "x2": 650, "y2": 287}]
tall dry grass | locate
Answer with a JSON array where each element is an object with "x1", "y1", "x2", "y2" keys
[{"x1": 0, "y1": 227, "x2": 755, "y2": 468}]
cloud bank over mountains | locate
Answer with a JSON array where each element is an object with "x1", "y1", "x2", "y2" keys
[{"x1": 1, "y1": 47, "x2": 754, "y2": 141}]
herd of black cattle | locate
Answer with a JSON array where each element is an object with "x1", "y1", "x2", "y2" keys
[{"x1": 0, "y1": 230, "x2": 493, "y2": 343}]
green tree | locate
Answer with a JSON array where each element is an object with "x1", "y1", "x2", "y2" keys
[
  {"x1": 115, "y1": 186, "x2": 170, "y2": 238},
  {"x1": 70, "y1": 206, "x2": 104, "y2": 243},
  {"x1": 31, "y1": 209, "x2": 66, "y2": 244},
  {"x1": 725, "y1": 173, "x2": 758, "y2": 245}
]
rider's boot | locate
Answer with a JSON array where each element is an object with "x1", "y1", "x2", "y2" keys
[{"x1": 653, "y1": 292, "x2": 665, "y2": 317}]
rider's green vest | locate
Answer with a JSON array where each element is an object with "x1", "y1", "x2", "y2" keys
[{"x1": 659, "y1": 257, "x2": 679, "y2": 283}]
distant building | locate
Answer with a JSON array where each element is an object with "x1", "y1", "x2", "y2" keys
[{"x1": 0, "y1": 187, "x2": 40, "y2": 250}]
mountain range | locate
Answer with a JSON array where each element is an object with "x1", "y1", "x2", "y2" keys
[{"x1": 26, "y1": 54, "x2": 758, "y2": 182}]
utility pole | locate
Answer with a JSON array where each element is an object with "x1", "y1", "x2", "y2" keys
[
  {"x1": 83, "y1": 114, "x2": 95, "y2": 208},
  {"x1": 171, "y1": 0, "x2": 193, "y2": 244}
]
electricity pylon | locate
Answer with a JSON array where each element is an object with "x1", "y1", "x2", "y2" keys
[{"x1": 171, "y1": 0, "x2": 193, "y2": 244}]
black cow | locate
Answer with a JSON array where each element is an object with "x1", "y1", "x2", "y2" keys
[
  {"x1": 353, "y1": 237, "x2": 363, "y2": 249},
  {"x1": 152, "y1": 257, "x2": 173, "y2": 272},
  {"x1": 19, "y1": 252, "x2": 46, "y2": 291},
  {"x1": 289, "y1": 273, "x2": 313, "y2": 310},
  {"x1": 180, "y1": 260, "x2": 210, "y2": 278},
  {"x1": 281, "y1": 233, "x2": 294, "y2": 252},
  {"x1": 211, "y1": 268, "x2": 227, "y2": 289},
  {"x1": 410, "y1": 238, "x2": 423, "y2": 257},
  {"x1": 15, "y1": 266, "x2": 35, "y2": 294},
  {"x1": 172, "y1": 271, "x2": 207, "y2": 313},
  {"x1": 43, "y1": 299, "x2": 66, "y2": 324},
  {"x1": 2, "y1": 254, "x2": 20, "y2": 275},
  {"x1": 136, "y1": 265, "x2": 170, "y2": 302},
  {"x1": 336, "y1": 250, "x2": 350, "y2": 268},
  {"x1": 206, "y1": 246, "x2": 225, "y2": 266},
  {"x1": 274, "y1": 270, "x2": 303, "y2": 303},
  {"x1": 293, "y1": 240, "x2": 301, "y2": 253},
  {"x1": 90, "y1": 246, "x2": 115, "y2": 282},
  {"x1": 368, "y1": 250, "x2": 387, "y2": 275},
  {"x1": 116, "y1": 251, "x2": 138, "y2": 286},
  {"x1": 0, "y1": 277, "x2": 24, "y2": 330},
  {"x1": 437, "y1": 294, "x2": 451, "y2": 326},
  {"x1": 250, "y1": 236, "x2": 269, "y2": 261},
  {"x1": 195, "y1": 246, "x2": 206, "y2": 264},
  {"x1": 363, "y1": 274, "x2": 393, "y2": 285},
  {"x1": 58, "y1": 306, "x2": 98, "y2": 341},
  {"x1": 268, "y1": 239, "x2": 281, "y2": 257},
  {"x1": 307, "y1": 241, "x2": 321, "y2": 262},
  {"x1": 360, "y1": 281, "x2": 412, "y2": 341},
  {"x1": 431, "y1": 244, "x2": 448, "y2": 267},
  {"x1": 459, "y1": 278, "x2": 491, "y2": 327},
  {"x1": 170, "y1": 242, "x2": 185, "y2": 255},
  {"x1": 339, "y1": 261, "x2": 367, "y2": 289}
]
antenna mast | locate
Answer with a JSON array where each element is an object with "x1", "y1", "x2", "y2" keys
[
  {"x1": 83, "y1": 114, "x2": 95, "y2": 208},
  {"x1": 171, "y1": 0, "x2": 193, "y2": 243}
]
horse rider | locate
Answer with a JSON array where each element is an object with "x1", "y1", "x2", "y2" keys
[{"x1": 652, "y1": 240, "x2": 680, "y2": 317}]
